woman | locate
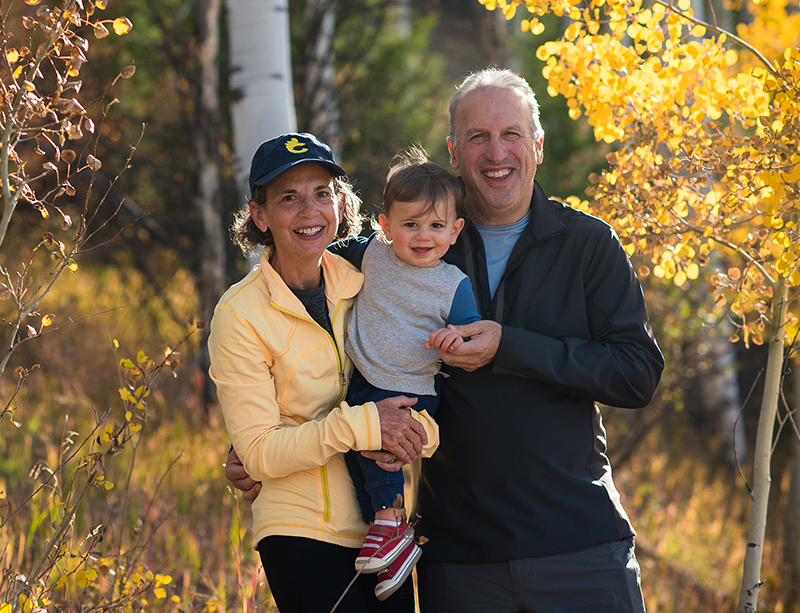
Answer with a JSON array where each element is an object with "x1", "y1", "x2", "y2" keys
[{"x1": 208, "y1": 133, "x2": 439, "y2": 612}]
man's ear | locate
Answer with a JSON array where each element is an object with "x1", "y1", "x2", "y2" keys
[
  {"x1": 378, "y1": 213, "x2": 393, "y2": 241},
  {"x1": 447, "y1": 137, "x2": 458, "y2": 170},
  {"x1": 249, "y1": 200, "x2": 269, "y2": 232},
  {"x1": 450, "y1": 217, "x2": 465, "y2": 245},
  {"x1": 535, "y1": 136, "x2": 544, "y2": 165}
]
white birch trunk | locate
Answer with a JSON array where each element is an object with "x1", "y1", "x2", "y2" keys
[
  {"x1": 227, "y1": 0, "x2": 297, "y2": 202},
  {"x1": 737, "y1": 279, "x2": 789, "y2": 613}
]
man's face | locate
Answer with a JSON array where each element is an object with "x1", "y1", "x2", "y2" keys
[{"x1": 449, "y1": 88, "x2": 543, "y2": 226}]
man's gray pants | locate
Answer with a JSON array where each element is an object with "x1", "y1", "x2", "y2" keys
[{"x1": 417, "y1": 537, "x2": 646, "y2": 613}]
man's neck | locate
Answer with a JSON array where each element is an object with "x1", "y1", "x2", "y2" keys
[
  {"x1": 465, "y1": 201, "x2": 532, "y2": 227},
  {"x1": 465, "y1": 185, "x2": 535, "y2": 226}
]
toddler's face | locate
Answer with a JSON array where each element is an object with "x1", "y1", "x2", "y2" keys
[{"x1": 378, "y1": 197, "x2": 465, "y2": 268}]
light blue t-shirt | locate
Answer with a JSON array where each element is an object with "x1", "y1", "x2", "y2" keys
[{"x1": 473, "y1": 212, "x2": 531, "y2": 297}]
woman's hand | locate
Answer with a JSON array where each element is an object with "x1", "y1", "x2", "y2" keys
[
  {"x1": 224, "y1": 448, "x2": 262, "y2": 502},
  {"x1": 374, "y1": 395, "x2": 426, "y2": 465}
]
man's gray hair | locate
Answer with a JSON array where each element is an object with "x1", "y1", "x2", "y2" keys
[{"x1": 449, "y1": 68, "x2": 544, "y2": 145}]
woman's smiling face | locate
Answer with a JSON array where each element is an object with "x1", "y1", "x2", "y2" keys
[{"x1": 249, "y1": 162, "x2": 342, "y2": 283}]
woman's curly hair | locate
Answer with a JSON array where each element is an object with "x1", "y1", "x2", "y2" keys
[{"x1": 230, "y1": 175, "x2": 364, "y2": 257}]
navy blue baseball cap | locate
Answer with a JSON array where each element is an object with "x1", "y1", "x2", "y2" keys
[{"x1": 248, "y1": 133, "x2": 346, "y2": 195}]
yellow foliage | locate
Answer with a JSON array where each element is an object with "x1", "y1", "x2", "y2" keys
[
  {"x1": 490, "y1": 0, "x2": 800, "y2": 343},
  {"x1": 112, "y1": 17, "x2": 133, "y2": 36}
]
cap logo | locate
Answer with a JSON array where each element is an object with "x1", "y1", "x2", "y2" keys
[{"x1": 285, "y1": 137, "x2": 308, "y2": 154}]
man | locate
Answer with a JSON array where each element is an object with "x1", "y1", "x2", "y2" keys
[{"x1": 227, "y1": 68, "x2": 664, "y2": 612}]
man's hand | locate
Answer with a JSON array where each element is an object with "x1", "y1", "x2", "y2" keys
[
  {"x1": 425, "y1": 320, "x2": 502, "y2": 372},
  {"x1": 224, "y1": 448, "x2": 262, "y2": 502},
  {"x1": 427, "y1": 327, "x2": 466, "y2": 352},
  {"x1": 374, "y1": 395, "x2": 426, "y2": 465}
]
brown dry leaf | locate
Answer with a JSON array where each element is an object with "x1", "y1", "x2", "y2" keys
[
  {"x1": 119, "y1": 64, "x2": 136, "y2": 79},
  {"x1": 86, "y1": 154, "x2": 102, "y2": 171},
  {"x1": 93, "y1": 22, "x2": 109, "y2": 38}
]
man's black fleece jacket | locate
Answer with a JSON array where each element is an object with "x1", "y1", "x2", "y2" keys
[{"x1": 417, "y1": 181, "x2": 665, "y2": 562}]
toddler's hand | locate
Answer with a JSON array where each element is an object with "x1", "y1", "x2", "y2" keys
[{"x1": 425, "y1": 327, "x2": 465, "y2": 352}]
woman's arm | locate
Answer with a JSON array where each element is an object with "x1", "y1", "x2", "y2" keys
[{"x1": 209, "y1": 306, "x2": 429, "y2": 481}]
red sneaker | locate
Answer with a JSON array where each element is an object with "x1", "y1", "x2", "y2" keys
[
  {"x1": 374, "y1": 540, "x2": 422, "y2": 601},
  {"x1": 354, "y1": 518, "x2": 414, "y2": 573}
]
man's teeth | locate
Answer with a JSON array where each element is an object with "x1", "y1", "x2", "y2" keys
[
  {"x1": 295, "y1": 226, "x2": 322, "y2": 235},
  {"x1": 484, "y1": 169, "x2": 511, "y2": 179}
]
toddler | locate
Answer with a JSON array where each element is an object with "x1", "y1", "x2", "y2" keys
[{"x1": 329, "y1": 146, "x2": 480, "y2": 600}]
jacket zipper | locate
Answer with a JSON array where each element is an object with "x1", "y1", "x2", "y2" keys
[{"x1": 271, "y1": 300, "x2": 347, "y2": 524}]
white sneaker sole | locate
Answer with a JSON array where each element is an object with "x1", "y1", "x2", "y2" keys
[
  {"x1": 374, "y1": 544, "x2": 422, "y2": 601},
  {"x1": 355, "y1": 534, "x2": 413, "y2": 573}
]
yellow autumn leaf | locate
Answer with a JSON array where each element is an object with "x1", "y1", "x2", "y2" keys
[
  {"x1": 95, "y1": 0, "x2": 108, "y2": 8},
  {"x1": 565, "y1": 22, "x2": 581, "y2": 40},
  {"x1": 6, "y1": 49, "x2": 18, "y2": 63},
  {"x1": 113, "y1": 17, "x2": 133, "y2": 35},
  {"x1": 64, "y1": 8, "x2": 80, "y2": 25},
  {"x1": 135, "y1": 385, "x2": 151, "y2": 398},
  {"x1": 76, "y1": 568, "x2": 98, "y2": 588},
  {"x1": 42, "y1": 314, "x2": 55, "y2": 327},
  {"x1": 154, "y1": 588, "x2": 167, "y2": 599}
]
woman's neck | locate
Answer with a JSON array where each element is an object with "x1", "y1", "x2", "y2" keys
[{"x1": 269, "y1": 250, "x2": 323, "y2": 290}]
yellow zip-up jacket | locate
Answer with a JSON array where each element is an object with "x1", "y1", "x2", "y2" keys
[{"x1": 208, "y1": 247, "x2": 440, "y2": 548}]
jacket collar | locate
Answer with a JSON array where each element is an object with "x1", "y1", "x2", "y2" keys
[
  {"x1": 259, "y1": 246, "x2": 363, "y2": 313},
  {"x1": 524, "y1": 181, "x2": 566, "y2": 242}
]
